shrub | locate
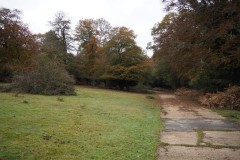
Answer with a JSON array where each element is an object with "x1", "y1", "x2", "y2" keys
[
  {"x1": 146, "y1": 95, "x2": 155, "y2": 99},
  {"x1": 130, "y1": 83, "x2": 153, "y2": 93},
  {"x1": 11, "y1": 55, "x2": 75, "y2": 95},
  {"x1": 199, "y1": 86, "x2": 240, "y2": 110},
  {"x1": 175, "y1": 87, "x2": 203, "y2": 97},
  {"x1": 0, "y1": 83, "x2": 11, "y2": 92}
]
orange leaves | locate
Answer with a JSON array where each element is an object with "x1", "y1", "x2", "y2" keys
[
  {"x1": 151, "y1": 0, "x2": 240, "y2": 90},
  {"x1": 0, "y1": 8, "x2": 37, "y2": 72},
  {"x1": 199, "y1": 86, "x2": 240, "y2": 110}
]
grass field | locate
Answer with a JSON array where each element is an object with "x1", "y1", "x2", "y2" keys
[
  {"x1": 213, "y1": 108, "x2": 240, "y2": 123},
  {"x1": 0, "y1": 86, "x2": 163, "y2": 160}
]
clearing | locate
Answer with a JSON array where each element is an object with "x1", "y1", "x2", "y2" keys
[{"x1": 0, "y1": 86, "x2": 163, "y2": 160}]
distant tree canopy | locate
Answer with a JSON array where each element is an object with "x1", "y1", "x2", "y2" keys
[
  {"x1": 49, "y1": 11, "x2": 72, "y2": 54},
  {"x1": 36, "y1": 30, "x2": 72, "y2": 64},
  {"x1": 150, "y1": 0, "x2": 240, "y2": 91},
  {"x1": 0, "y1": 7, "x2": 148, "y2": 92},
  {"x1": 73, "y1": 18, "x2": 111, "y2": 82},
  {"x1": 71, "y1": 19, "x2": 146, "y2": 89},
  {"x1": 102, "y1": 27, "x2": 145, "y2": 89},
  {"x1": 0, "y1": 8, "x2": 37, "y2": 81},
  {"x1": 2, "y1": 3, "x2": 239, "y2": 93}
]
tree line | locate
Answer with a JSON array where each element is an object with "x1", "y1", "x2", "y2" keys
[
  {"x1": 0, "y1": 0, "x2": 239, "y2": 95},
  {"x1": 0, "y1": 8, "x2": 150, "y2": 94},
  {"x1": 150, "y1": 0, "x2": 240, "y2": 91}
]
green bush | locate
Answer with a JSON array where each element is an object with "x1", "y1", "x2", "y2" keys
[
  {"x1": 11, "y1": 55, "x2": 75, "y2": 95},
  {"x1": 130, "y1": 83, "x2": 153, "y2": 93},
  {"x1": 0, "y1": 83, "x2": 11, "y2": 92}
]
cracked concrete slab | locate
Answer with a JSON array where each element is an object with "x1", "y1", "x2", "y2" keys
[
  {"x1": 161, "y1": 104, "x2": 225, "y2": 120},
  {"x1": 161, "y1": 131, "x2": 197, "y2": 145},
  {"x1": 164, "y1": 119, "x2": 240, "y2": 131},
  {"x1": 157, "y1": 146, "x2": 240, "y2": 160},
  {"x1": 158, "y1": 92, "x2": 240, "y2": 160},
  {"x1": 203, "y1": 131, "x2": 240, "y2": 146},
  {"x1": 159, "y1": 94, "x2": 225, "y2": 120}
]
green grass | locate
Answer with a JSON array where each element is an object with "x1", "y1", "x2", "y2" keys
[
  {"x1": 0, "y1": 86, "x2": 163, "y2": 160},
  {"x1": 196, "y1": 128, "x2": 203, "y2": 146},
  {"x1": 213, "y1": 108, "x2": 240, "y2": 123}
]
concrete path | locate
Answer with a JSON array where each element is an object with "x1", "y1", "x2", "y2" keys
[{"x1": 157, "y1": 92, "x2": 240, "y2": 160}]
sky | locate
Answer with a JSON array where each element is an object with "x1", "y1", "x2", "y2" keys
[{"x1": 0, "y1": 0, "x2": 166, "y2": 56}]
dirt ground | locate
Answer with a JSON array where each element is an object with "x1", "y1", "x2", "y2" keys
[{"x1": 157, "y1": 92, "x2": 240, "y2": 160}]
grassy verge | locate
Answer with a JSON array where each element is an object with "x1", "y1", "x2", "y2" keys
[
  {"x1": 196, "y1": 128, "x2": 204, "y2": 146},
  {"x1": 0, "y1": 86, "x2": 163, "y2": 160},
  {"x1": 0, "y1": 83, "x2": 10, "y2": 91},
  {"x1": 213, "y1": 108, "x2": 240, "y2": 123}
]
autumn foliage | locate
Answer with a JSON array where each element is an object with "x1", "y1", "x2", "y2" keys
[
  {"x1": 11, "y1": 55, "x2": 75, "y2": 95},
  {"x1": 199, "y1": 86, "x2": 240, "y2": 110},
  {"x1": 72, "y1": 19, "x2": 146, "y2": 89},
  {"x1": 0, "y1": 8, "x2": 37, "y2": 81},
  {"x1": 1, "y1": 1, "x2": 239, "y2": 97},
  {"x1": 0, "y1": 8, "x2": 148, "y2": 94},
  {"x1": 151, "y1": 0, "x2": 240, "y2": 91}
]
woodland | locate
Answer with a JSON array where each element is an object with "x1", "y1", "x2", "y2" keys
[{"x1": 0, "y1": 0, "x2": 239, "y2": 95}]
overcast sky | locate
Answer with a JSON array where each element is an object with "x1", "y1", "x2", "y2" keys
[{"x1": 0, "y1": 0, "x2": 166, "y2": 56}]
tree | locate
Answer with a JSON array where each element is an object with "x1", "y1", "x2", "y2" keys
[
  {"x1": 73, "y1": 19, "x2": 147, "y2": 89},
  {"x1": 102, "y1": 27, "x2": 145, "y2": 90},
  {"x1": 0, "y1": 8, "x2": 37, "y2": 81},
  {"x1": 36, "y1": 30, "x2": 70, "y2": 63},
  {"x1": 93, "y1": 18, "x2": 112, "y2": 47},
  {"x1": 74, "y1": 18, "x2": 112, "y2": 84},
  {"x1": 49, "y1": 11, "x2": 72, "y2": 54},
  {"x1": 150, "y1": 0, "x2": 240, "y2": 91},
  {"x1": 75, "y1": 18, "x2": 112, "y2": 52},
  {"x1": 65, "y1": 53, "x2": 85, "y2": 83},
  {"x1": 151, "y1": 12, "x2": 197, "y2": 88}
]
